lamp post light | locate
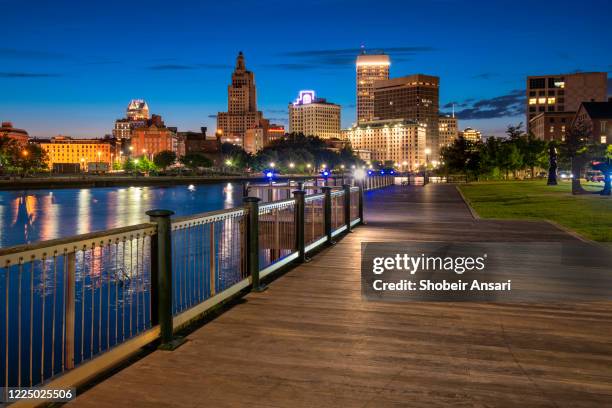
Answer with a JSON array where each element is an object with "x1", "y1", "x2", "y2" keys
[
  {"x1": 289, "y1": 162, "x2": 295, "y2": 170},
  {"x1": 269, "y1": 162, "x2": 275, "y2": 168}
]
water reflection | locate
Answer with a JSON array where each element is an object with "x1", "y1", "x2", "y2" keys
[{"x1": 0, "y1": 183, "x2": 243, "y2": 248}]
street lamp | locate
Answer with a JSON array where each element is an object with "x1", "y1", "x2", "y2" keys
[
  {"x1": 289, "y1": 162, "x2": 295, "y2": 169},
  {"x1": 269, "y1": 162, "x2": 275, "y2": 168}
]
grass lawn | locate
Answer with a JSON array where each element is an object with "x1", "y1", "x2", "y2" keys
[{"x1": 458, "y1": 180, "x2": 612, "y2": 242}]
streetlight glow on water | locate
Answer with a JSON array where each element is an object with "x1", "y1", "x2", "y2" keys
[{"x1": 0, "y1": 183, "x2": 244, "y2": 248}]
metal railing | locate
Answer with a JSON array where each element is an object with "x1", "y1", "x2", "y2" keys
[
  {"x1": 258, "y1": 199, "x2": 297, "y2": 271},
  {"x1": 0, "y1": 177, "x2": 398, "y2": 402},
  {"x1": 170, "y1": 208, "x2": 248, "y2": 315},
  {"x1": 0, "y1": 224, "x2": 156, "y2": 390}
]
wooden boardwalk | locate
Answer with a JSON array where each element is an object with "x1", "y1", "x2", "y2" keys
[{"x1": 69, "y1": 185, "x2": 612, "y2": 407}]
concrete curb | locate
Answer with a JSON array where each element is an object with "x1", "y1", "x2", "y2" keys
[
  {"x1": 455, "y1": 185, "x2": 480, "y2": 220},
  {"x1": 455, "y1": 185, "x2": 604, "y2": 247}
]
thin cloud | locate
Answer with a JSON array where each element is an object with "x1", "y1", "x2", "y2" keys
[
  {"x1": 0, "y1": 72, "x2": 61, "y2": 78},
  {"x1": 0, "y1": 48, "x2": 67, "y2": 60},
  {"x1": 441, "y1": 89, "x2": 525, "y2": 120},
  {"x1": 207, "y1": 114, "x2": 217, "y2": 118},
  {"x1": 273, "y1": 46, "x2": 435, "y2": 70},
  {"x1": 149, "y1": 64, "x2": 196, "y2": 70}
]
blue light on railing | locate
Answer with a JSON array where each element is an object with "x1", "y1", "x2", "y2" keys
[
  {"x1": 380, "y1": 170, "x2": 385, "y2": 175},
  {"x1": 322, "y1": 170, "x2": 330, "y2": 177}
]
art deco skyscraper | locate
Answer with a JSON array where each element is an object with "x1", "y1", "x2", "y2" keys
[
  {"x1": 356, "y1": 52, "x2": 390, "y2": 123},
  {"x1": 217, "y1": 52, "x2": 264, "y2": 145}
]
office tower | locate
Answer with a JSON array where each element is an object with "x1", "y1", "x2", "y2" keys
[
  {"x1": 217, "y1": 52, "x2": 264, "y2": 146},
  {"x1": 373, "y1": 74, "x2": 440, "y2": 155},
  {"x1": 288, "y1": 90, "x2": 341, "y2": 139},
  {"x1": 526, "y1": 72, "x2": 607, "y2": 132},
  {"x1": 356, "y1": 53, "x2": 390, "y2": 123},
  {"x1": 345, "y1": 119, "x2": 426, "y2": 169},
  {"x1": 438, "y1": 115, "x2": 458, "y2": 149}
]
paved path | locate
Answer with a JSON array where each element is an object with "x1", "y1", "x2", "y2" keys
[{"x1": 70, "y1": 185, "x2": 612, "y2": 407}]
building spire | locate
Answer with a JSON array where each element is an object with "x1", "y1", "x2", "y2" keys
[{"x1": 236, "y1": 51, "x2": 245, "y2": 70}]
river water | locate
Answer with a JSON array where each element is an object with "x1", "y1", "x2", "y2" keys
[{"x1": 0, "y1": 183, "x2": 243, "y2": 248}]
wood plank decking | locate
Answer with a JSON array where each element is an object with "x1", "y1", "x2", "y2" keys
[{"x1": 69, "y1": 185, "x2": 612, "y2": 408}]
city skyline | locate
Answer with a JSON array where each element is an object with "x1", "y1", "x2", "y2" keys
[{"x1": 2, "y1": 0, "x2": 612, "y2": 138}]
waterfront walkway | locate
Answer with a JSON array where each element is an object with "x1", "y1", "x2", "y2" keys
[{"x1": 70, "y1": 185, "x2": 612, "y2": 407}]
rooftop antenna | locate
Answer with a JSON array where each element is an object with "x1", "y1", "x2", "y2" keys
[
  {"x1": 360, "y1": 44, "x2": 366, "y2": 55},
  {"x1": 452, "y1": 103, "x2": 455, "y2": 118}
]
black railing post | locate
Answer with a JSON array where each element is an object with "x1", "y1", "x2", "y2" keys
[
  {"x1": 343, "y1": 184, "x2": 352, "y2": 232},
  {"x1": 358, "y1": 181, "x2": 365, "y2": 225},
  {"x1": 244, "y1": 197, "x2": 264, "y2": 291},
  {"x1": 293, "y1": 190, "x2": 307, "y2": 262},
  {"x1": 147, "y1": 209, "x2": 184, "y2": 350},
  {"x1": 322, "y1": 186, "x2": 333, "y2": 244},
  {"x1": 242, "y1": 181, "x2": 250, "y2": 197}
]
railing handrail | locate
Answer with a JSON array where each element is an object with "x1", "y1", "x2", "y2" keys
[
  {"x1": 259, "y1": 198, "x2": 296, "y2": 212},
  {"x1": 304, "y1": 193, "x2": 325, "y2": 202},
  {"x1": 0, "y1": 223, "x2": 157, "y2": 266},
  {"x1": 171, "y1": 207, "x2": 248, "y2": 230}
]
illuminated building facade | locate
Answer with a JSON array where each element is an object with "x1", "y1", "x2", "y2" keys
[
  {"x1": 217, "y1": 52, "x2": 264, "y2": 146},
  {"x1": 529, "y1": 112, "x2": 574, "y2": 141},
  {"x1": 0, "y1": 122, "x2": 30, "y2": 145},
  {"x1": 438, "y1": 115, "x2": 458, "y2": 148},
  {"x1": 126, "y1": 99, "x2": 149, "y2": 121},
  {"x1": 526, "y1": 72, "x2": 607, "y2": 132},
  {"x1": 112, "y1": 99, "x2": 150, "y2": 141},
  {"x1": 130, "y1": 115, "x2": 177, "y2": 157},
  {"x1": 345, "y1": 119, "x2": 426, "y2": 169},
  {"x1": 573, "y1": 101, "x2": 612, "y2": 144},
  {"x1": 460, "y1": 127, "x2": 481, "y2": 142},
  {"x1": 373, "y1": 74, "x2": 440, "y2": 157},
  {"x1": 266, "y1": 124, "x2": 285, "y2": 144},
  {"x1": 288, "y1": 90, "x2": 341, "y2": 139},
  {"x1": 356, "y1": 53, "x2": 390, "y2": 123},
  {"x1": 39, "y1": 136, "x2": 112, "y2": 170}
]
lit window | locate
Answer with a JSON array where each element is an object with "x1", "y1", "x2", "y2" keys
[
  {"x1": 601, "y1": 136, "x2": 608, "y2": 144},
  {"x1": 547, "y1": 97, "x2": 556, "y2": 104},
  {"x1": 538, "y1": 97, "x2": 546, "y2": 104},
  {"x1": 529, "y1": 98, "x2": 537, "y2": 105},
  {"x1": 549, "y1": 126, "x2": 554, "y2": 133}
]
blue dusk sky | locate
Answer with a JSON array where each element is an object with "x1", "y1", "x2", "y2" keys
[{"x1": 1, "y1": 0, "x2": 611, "y2": 138}]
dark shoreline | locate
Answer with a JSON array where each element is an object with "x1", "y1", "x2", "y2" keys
[{"x1": 0, "y1": 174, "x2": 314, "y2": 191}]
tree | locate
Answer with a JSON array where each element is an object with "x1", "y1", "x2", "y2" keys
[
  {"x1": 136, "y1": 156, "x2": 156, "y2": 172},
  {"x1": 16, "y1": 144, "x2": 48, "y2": 174},
  {"x1": 499, "y1": 141, "x2": 523, "y2": 179},
  {"x1": 153, "y1": 150, "x2": 177, "y2": 170},
  {"x1": 221, "y1": 143, "x2": 250, "y2": 169},
  {"x1": 516, "y1": 133, "x2": 547, "y2": 178},
  {"x1": 505, "y1": 122, "x2": 524, "y2": 140},
  {"x1": 180, "y1": 153, "x2": 212, "y2": 170},
  {"x1": 561, "y1": 119, "x2": 592, "y2": 194},
  {"x1": 440, "y1": 135, "x2": 481, "y2": 179}
]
